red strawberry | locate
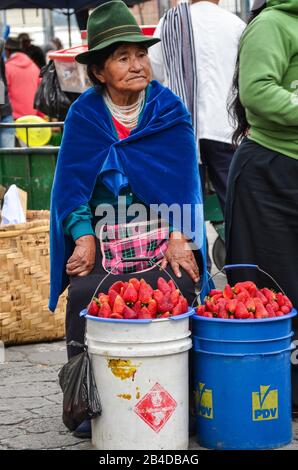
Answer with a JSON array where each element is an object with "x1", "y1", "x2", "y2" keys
[
  {"x1": 159, "y1": 312, "x2": 171, "y2": 319},
  {"x1": 170, "y1": 289, "x2": 180, "y2": 307},
  {"x1": 98, "y1": 293, "x2": 109, "y2": 304},
  {"x1": 196, "y1": 305, "x2": 206, "y2": 316},
  {"x1": 265, "y1": 303, "x2": 275, "y2": 317},
  {"x1": 209, "y1": 289, "x2": 222, "y2": 297},
  {"x1": 261, "y1": 288, "x2": 276, "y2": 303},
  {"x1": 212, "y1": 293, "x2": 224, "y2": 303},
  {"x1": 108, "y1": 289, "x2": 118, "y2": 308},
  {"x1": 226, "y1": 299, "x2": 238, "y2": 315},
  {"x1": 157, "y1": 291, "x2": 174, "y2": 313},
  {"x1": 133, "y1": 300, "x2": 142, "y2": 314},
  {"x1": 172, "y1": 301, "x2": 183, "y2": 316},
  {"x1": 88, "y1": 300, "x2": 99, "y2": 316},
  {"x1": 138, "y1": 279, "x2": 153, "y2": 304},
  {"x1": 245, "y1": 299, "x2": 256, "y2": 313},
  {"x1": 153, "y1": 289, "x2": 163, "y2": 303},
  {"x1": 167, "y1": 280, "x2": 176, "y2": 292},
  {"x1": 147, "y1": 299, "x2": 157, "y2": 316},
  {"x1": 255, "y1": 290, "x2": 268, "y2": 305},
  {"x1": 236, "y1": 289, "x2": 250, "y2": 303},
  {"x1": 276, "y1": 292, "x2": 285, "y2": 307},
  {"x1": 276, "y1": 311, "x2": 284, "y2": 317},
  {"x1": 218, "y1": 304, "x2": 228, "y2": 318},
  {"x1": 241, "y1": 281, "x2": 257, "y2": 292},
  {"x1": 110, "y1": 313, "x2": 123, "y2": 319},
  {"x1": 109, "y1": 281, "x2": 124, "y2": 294},
  {"x1": 157, "y1": 277, "x2": 171, "y2": 295},
  {"x1": 179, "y1": 296, "x2": 188, "y2": 314},
  {"x1": 98, "y1": 302, "x2": 112, "y2": 318},
  {"x1": 283, "y1": 295, "x2": 293, "y2": 310},
  {"x1": 129, "y1": 278, "x2": 140, "y2": 292},
  {"x1": 113, "y1": 295, "x2": 125, "y2": 315},
  {"x1": 223, "y1": 284, "x2": 234, "y2": 299},
  {"x1": 123, "y1": 305, "x2": 138, "y2": 319},
  {"x1": 270, "y1": 301, "x2": 279, "y2": 312},
  {"x1": 205, "y1": 298, "x2": 214, "y2": 313},
  {"x1": 235, "y1": 302, "x2": 250, "y2": 319},
  {"x1": 123, "y1": 283, "x2": 138, "y2": 304},
  {"x1": 281, "y1": 305, "x2": 291, "y2": 314},
  {"x1": 138, "y1": 306, "x2": 152, "y2": 319},
  {"x1": 255, "y1": 303, "x2": 269, "y2": 319}
]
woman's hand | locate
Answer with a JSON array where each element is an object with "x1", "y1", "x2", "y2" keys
[
  {"x1": 66, "y1": 235, "x2": 96, "y2": 277},
  {"x1": 161, "y1": 231, "x2": 200, "y2": 283}
]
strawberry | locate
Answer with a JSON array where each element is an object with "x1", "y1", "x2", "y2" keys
[
  {"x1": 265, "y1": 303, "x2": 275, "y2": 317},
  {"x1": 275, "y1": 311, "x2": 284, "y2": 317},
  {"x1": 276, "y1": 292, "x2": 285, "y2": 307},
  {"x1": 88, "y1": 300, "x2": 99, "y2": 316},
  {"x1": 98, "y1": 302, "x2": 112, "y2": 318},
  {"x1": 179, "y1": 296, "x2": 188, "y2": 314},
  {"x1": 157, "y1": 277, "x2": 171, "y2": 295},
  {"x1": 235, "y1": 302, "x2": 250, "y2": 319},
  {"x1": 172, "y1": 301, "x2": 183, "y2": 316},
  {"x1": 226, "y1": 299, "x2": 238, "y2": 315},
  {"x1": 138, "y1": 306, "x2": 152, "y2": 319},
  {"x1": 241, "y1": 281, "x2": 257, "y2": 292},
  {"x1": 255, "y1": 290, "x2": 268, "y2": 305},
  {"x1": 133, "y1": 300, "x2": 142, "y2": 314},
  {"x1": 209, "y1": 289, "x2": 222, "y2": 297},
  {"x1": 109, "y1": 281, "x2": 124, "y2": 294},
  {"x1": 98, "y1": 293, "x2": 109, "y2": 304},
  {"x1": 283, "y1": 295, "x2": 293, "y2": 310},
  {"x1": 218, "y1": 304, "x2": 228, "y2": 318},
  {"x1": 281, "y1": 305, "x2": 291, "y2": 314},
  {"x1": 255, "y1": 303, "x2": 269, "y2": 319},
  {"x1": 236, "y1": 289, "x2": 250, "y2": 303},
  {"x1": 170, "y1": 289, "x2": 180, "y2": 307},
  {"x1": 261, "y1": 288, "x2": 276, "y2": 303},
  {"x1": 112, "y1": 295, "x2": 125, "y2": 315},
  {"x1": 205, "y1": 298, "x2": 214, "y2": 313},
  {"x1": 245, "y1": 299, "x2": 256, "y2": 313},
  {"x1": 123, "y1": 305, "x2": 138, "y2": 320},
  {"x1": 108, "y1": 289, "x2": 118, "y2": 308},
  {"x1": 159, "y1": 312, "x2": 171, "y2": 319},
  {"x1": 123, "y1": 283, "x2": 138, "y2": 304},
  {"x1": 196, "y1": 305, "x2": 205, "y2": 316},
  {"x1": 157, "y1": 291, "x2": 174, "y2": 314},
  {"x1": 147, "y1": 299, "x2": 157, "y2": 316},
  {"x1": 153, "y1": 289, "x2": 163, "y2": 303},
  {"x1": 110, "y1": 312, "x2": 123, "y2": 319},
  {"x1": 212, "y1": 293, "x2": 224, "y2": 303},
  {"x1": 167, "y1": 280, "x2": 176, "y2": 292},
  {"x1": 138, "y1": 279, "x2": 154, "y2": 304},
  {"x1": 270, "y1": 301, "x2": 279, "y2": 312},
  {"x1": 129, "y1": 278, "x2": 140, "y2": 292},
  {"x1": 223, "y1": 284, "x2": 234, "y2": 299}
]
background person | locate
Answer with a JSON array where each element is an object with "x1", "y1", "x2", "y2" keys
[
  {"x1": 18, "y1": 32, "x2": 46, "y2": 69},
  {"x1": 0, "y1": 38, "x2": 14, "y2": 148},
  {"x1": 226, "y1": 0, "x2": 298, "y2": 408}
]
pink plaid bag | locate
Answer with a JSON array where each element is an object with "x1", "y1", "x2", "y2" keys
[{"x1": 99, "y1": 220, "x2": 169, "y2": 274}]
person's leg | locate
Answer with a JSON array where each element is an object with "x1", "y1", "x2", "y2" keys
[
  {"x1": 200, "y1": 139, "x2": 235, "y2": 214},
  {"x1": 0, "y1": 115, "x2": 15, "y2": 148}
]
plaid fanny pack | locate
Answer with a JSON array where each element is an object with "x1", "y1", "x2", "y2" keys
[{"x1": 99, "y1": 220, "x2": 169, "y2": 274}]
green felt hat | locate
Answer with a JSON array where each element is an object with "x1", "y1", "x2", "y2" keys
[{"x1": 76, "y1": 1, "x2": 160, "y2": 65}]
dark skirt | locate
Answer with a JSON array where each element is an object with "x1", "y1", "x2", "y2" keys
[{"x1": 65, "y1": 238, "x2": 197, "y2": 359}]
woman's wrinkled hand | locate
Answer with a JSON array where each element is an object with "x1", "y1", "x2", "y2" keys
[
  {"x1": 66, "y1": 235, "x2": 96, "y2": 277},
  {"x1": 161, "y1": 231, "x2": 200, "y2": 283}
]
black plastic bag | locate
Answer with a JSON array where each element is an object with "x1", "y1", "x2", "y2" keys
[
  {"x1": 34, "y1": 60, "x2": 73, "y2": 120},
  {"x1": 58, "y1": 344, "x2": 102, "y2": 431}
]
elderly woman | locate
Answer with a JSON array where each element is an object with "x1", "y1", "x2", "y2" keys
[{"x1": 49, "y1": 1, "x2": 208, "y2": 437}]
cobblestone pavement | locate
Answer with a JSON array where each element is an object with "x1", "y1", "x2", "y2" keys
[{"x1": 0, "y1": 224, "x2": 297, "y2": 450}]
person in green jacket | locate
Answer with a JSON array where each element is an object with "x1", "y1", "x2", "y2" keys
[{"x1": 226, "y1": 0, "x2": 298, "y2": 408}]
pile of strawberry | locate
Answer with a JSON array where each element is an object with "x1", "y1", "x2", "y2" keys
[
  {"x1": 88, "y1": 277, "x2": 189, "y2": 320},
  {"x1": 196, "y1": 281, "x2": 293, "y2": 319}
]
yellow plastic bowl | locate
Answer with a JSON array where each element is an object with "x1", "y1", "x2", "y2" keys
[{"x1": 15, "y1": 115, "x2": 52, "y2": 147}]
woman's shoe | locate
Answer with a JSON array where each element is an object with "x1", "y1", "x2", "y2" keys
[{"x1": 72, "y1": 419, "x2": 92, "y2": 438}]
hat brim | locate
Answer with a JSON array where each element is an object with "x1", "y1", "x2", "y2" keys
[{"x1": 75, "y1": 35, "x2": 160, "y2": 64}]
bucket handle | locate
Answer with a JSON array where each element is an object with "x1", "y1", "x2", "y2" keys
[
  {"x1": 191, "y1": 263, "x2": 286, "y2": 307},
  {"x1": 87, "y1": 256, "x2": 181, "y2": 313}
]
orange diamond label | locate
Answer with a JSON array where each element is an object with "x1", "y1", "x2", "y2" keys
[{"x1": 134, "y1": 383, "x2": 177, "y2": 433}]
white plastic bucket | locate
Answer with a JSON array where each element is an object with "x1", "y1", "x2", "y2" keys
[{"x1": 81, "y1": 309, "x2": 193, "y2": 450}]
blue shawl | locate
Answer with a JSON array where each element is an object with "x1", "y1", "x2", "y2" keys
[{"x1": 49, "y1": 80, "x2": 208, "y2": 311}]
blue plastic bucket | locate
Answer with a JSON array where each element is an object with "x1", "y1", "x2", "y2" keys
[{"x1": 192, "y1": 309, "x2": 297, "y2": 450}]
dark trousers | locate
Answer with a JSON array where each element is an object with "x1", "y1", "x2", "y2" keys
[
  {"x1": 66, "y1": 240, "x2": 198, "y2": 360},
  {"x1": 199, "y1": 138, "x2": 235, "y2": 215}
]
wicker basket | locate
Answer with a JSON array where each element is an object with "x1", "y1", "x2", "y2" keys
[{"x1": 0, "y1": 210, "x2": 66, "y2": 345}]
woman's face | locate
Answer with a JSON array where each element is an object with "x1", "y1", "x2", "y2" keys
[{"x1": 92, "y1": 44, "x2": 151, "y2": 96}]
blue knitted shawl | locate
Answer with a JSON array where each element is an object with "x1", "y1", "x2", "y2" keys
[{"x1": 49, "y1": 80, "x2": 207, "y2": 311}]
